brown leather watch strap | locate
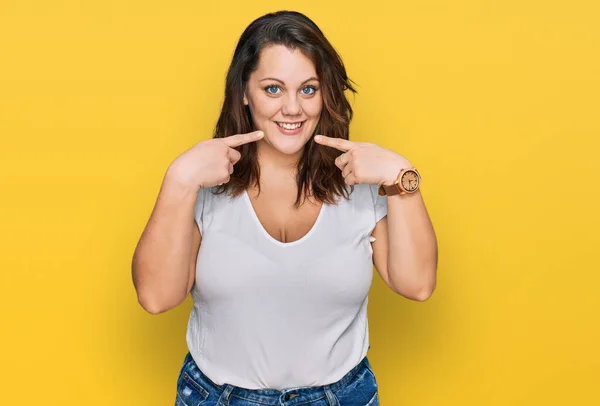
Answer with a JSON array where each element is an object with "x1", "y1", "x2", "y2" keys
[{"x1": 378, "y1": 183, "x2": 402, "y2": 196}]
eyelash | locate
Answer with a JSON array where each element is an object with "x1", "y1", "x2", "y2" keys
[{"x1": 264, "y1": 85, "x2": 318, "y2": 96}]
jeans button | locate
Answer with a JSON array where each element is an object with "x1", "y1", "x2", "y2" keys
[{"x1": 285, "y1": 393, "x2": 299, "y2": 401}]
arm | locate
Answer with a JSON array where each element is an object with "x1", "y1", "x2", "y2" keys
[
  {"x1": 131, "y1": 130, "x2": 264, "y2": 314},
  {"x1": 371, "y1": 188, "x2": 438, "y2": 301},
  {"x1": 131, "y1": 166, "x2": 201, "y2": 315},
  {"x1": 312, "y1": 135, "x2": 438, "y2": 301}
]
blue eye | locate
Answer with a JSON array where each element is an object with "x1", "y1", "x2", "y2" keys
[
  {"x1": 265, "y1": 85, "x2": 280, "y2": 94},
  {"x1": 301, "y1": 86, "x2": 317, "y2": 95}
]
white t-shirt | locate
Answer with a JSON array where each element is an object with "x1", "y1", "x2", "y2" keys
[{"x1": 185, "y1": 183, "x2": 387, "y2": 390}]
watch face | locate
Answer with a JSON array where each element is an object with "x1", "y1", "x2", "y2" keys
[{"x1": 401, "y1": 170, "x2": 420, "y2": 192}]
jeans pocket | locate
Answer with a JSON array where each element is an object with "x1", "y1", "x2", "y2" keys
[
  {"x1": 333, "y1": 364, "x2": 378, "y2": 406},
  {"x1": 175, "y1": 357, "x2": 210, "y2": 406},
  {"x1": 366, "y1": 392, "x2": 379, "y2": 406},
  {"x1": 363, "y1": 358, "x2": 377, "y2": 380}
]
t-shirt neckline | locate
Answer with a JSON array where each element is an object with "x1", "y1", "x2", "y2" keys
[{"x1": 242, "y1": 190, "x2": 327, "y2": 248}]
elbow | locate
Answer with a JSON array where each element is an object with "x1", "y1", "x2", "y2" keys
[
  {"x1": 137, "y1": 291, "x2": 179, "y2": 315},
  {"x1": 137, "y1": 293, "x2": 166, "y2": 315},
  {"x1": 393, "y1": 283, "x2": 435, "y2": 302},
  {"x1": 411, "y1": 283, "x2": 436, "y2": 302},
  {"x1": 132, "y1": 267, "x2": 188, "y2": 315},
  {"x1": 413, "y1": 272, "x2": 437, "y2": 302},
  {"x1": 389, "y1": 267, "x2": 437, "y2": 302}
]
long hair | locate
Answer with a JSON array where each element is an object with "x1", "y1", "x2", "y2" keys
[{"x1": 213, "y1": 10, "x2": 357, "y2": 206}]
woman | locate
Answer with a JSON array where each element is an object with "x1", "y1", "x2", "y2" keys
[{"x1": 132, "y1": 10, "x2": 438, "y2": 406}]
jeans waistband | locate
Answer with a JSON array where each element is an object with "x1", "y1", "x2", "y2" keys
[{"x1": 184, "y1": 352, "x2": 371, "y2": 404}]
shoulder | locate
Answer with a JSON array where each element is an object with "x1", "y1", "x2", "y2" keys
[
  {"x1": 347, "y1": 184, "x2": 381, "y2": 205},
  {"x1": 195, "y1": 186, "x2": 232, "y2": 209},
  {"x1": 195, "y1": 186, "x2": 222, "y2": 202},
  {"x1": 193, "y1": 187, "x2": 217, "y2": 222},
  {"x1": 345, "y1": 184, "x2": 387, "y2": 224},
  {"x1": 195, "y1": 186, "x2": 240, "y2": 215}
]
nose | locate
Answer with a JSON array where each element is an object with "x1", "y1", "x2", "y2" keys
[{"x1": 281, "y1": 93, "x2": 302, "y2": 116}]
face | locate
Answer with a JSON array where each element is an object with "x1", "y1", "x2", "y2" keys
[
  {"x1": 243, "y1": 45, "x2": 323, "y2": 157},
  {"x1": 401, "y1": 170, "x2": 420, "y2": 192}
]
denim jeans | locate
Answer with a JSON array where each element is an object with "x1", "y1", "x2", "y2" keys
[{"x1": 174, "y1": 352, "x2": 380, "y2": 406}]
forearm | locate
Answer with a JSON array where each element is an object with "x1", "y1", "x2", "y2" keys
[
  {"x1": 132, "y1": 167, "x2": 197, "y2": 313},
  {"x1": 386, "y1": 189, "x2": 438, "y2": 300}
]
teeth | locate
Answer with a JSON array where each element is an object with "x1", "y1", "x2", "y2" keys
[{"x1": 277, "y1": 122, "x2": 302, "y2": 130}]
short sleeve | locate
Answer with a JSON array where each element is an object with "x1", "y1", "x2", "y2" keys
[
  {"x1": 369, "y1": 184, "x2": 388, "y2": 223},
  {"x1": 193, "y1": 187, "x2": 207, "y2": 235}
]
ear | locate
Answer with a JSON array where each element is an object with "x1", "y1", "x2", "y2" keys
[{"x1": 243, "y1": 92, "x2": 248, "y2": 106}]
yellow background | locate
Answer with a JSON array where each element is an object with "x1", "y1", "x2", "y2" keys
[{"x1": 1, "y1": 0, "x2": 599, "y2": 404}]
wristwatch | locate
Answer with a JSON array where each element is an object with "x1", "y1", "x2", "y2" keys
[{"x1": 378, "y1": 168, "x2": 421, "y2": 196}]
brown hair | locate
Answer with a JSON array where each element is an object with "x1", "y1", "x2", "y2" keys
[{"x1": 213, "y1": 10, "x2": 357, "y2": 206}]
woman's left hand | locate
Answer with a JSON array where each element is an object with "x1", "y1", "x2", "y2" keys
[{"x1": 314, "y1": 135, "x2": 412, "y2": 186}]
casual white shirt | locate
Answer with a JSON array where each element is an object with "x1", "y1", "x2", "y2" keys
[{"x1": 185, "y1": 183, "x2": 387, "y2": 390}]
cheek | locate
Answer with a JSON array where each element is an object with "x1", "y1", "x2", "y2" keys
[
  {"x1": 303, "y1": 98, "x2": 323, "y2": 118},
  {"x1": 249, "y1": 95, "x2": 280, "y2": 119}
]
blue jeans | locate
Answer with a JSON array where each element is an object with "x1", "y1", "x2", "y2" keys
[{"x1": 175, "y1": 352, "x2": 380, "y2": 406}]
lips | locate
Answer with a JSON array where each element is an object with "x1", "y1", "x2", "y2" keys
[
  {"x1": 274, "y1": 120, "x2": 305, "y2": 135},
  {"x1": 276, "y1": 121, "x2": 304, "y2": 130}
]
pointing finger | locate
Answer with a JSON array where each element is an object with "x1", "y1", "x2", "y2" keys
[
  {"x1": 335, "y1": 153, "x2": 349, "y2": 169},
  {"x1": 227, "y1": 147, "x2": 242, "y2": 164},
  {"x1": 344, "y1": 172, "x2": 357, "y2": 186},
  {"x1": 342, "y1": 163, "x2": 352, "y2": 179},
  {"x1": 223, "y1": 130, "x2": 264, "y2": 148},
  {"x1": 314, "y1": 135, "x2": 354, "y2": 152}
]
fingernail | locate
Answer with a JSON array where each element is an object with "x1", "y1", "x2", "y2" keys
[
  {"x1": 314, "y1": 135, "x2": 322, "y2": 141},
  {"x1": 256, "y1": 131, "x2": 264, "y2": 137}
]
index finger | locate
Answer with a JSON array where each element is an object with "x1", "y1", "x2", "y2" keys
[
  {"x1": 223, "y1": 130, "x2": 264, "y2": 148},
  {"x1": 314, "y1": 135, "x2": 354, "y2": 152}
]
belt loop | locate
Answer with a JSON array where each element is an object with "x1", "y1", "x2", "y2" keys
[
  {"x1": 324, "y1": 386, "x2": 340, "y2": 406},
  {"x1": 217, "y1": 384, "x2": 234, "y2": 406}
]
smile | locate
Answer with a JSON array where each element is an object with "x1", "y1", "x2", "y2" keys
[{"x1": 276, "y1": 121, "x2": 304, "y2": 130}]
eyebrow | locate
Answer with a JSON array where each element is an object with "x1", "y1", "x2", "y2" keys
[{"x1": 259, "y1": 77, "x2": 319, "y2": 85}]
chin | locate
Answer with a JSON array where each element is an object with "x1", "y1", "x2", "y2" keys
[{"x1": 266, "y1": 135, "x2": 309, "y2": 156}]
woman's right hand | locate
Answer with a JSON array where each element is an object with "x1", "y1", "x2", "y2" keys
[{"x1": 166, "y1": 130, "x2": 264, "y2": 190}]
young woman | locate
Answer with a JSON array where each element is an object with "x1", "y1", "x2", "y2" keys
[{"x1": 132, "y1": 10, "x2": 438, "y2": 406}]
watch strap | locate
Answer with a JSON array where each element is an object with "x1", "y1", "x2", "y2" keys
[{"x1": 378, "y1": 183, "x2": 403, "y2": 196}]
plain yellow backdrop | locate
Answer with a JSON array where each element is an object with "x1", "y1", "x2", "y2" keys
[{"x1": 1, "y1": 0, "x2": 599, "y2": 404}]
